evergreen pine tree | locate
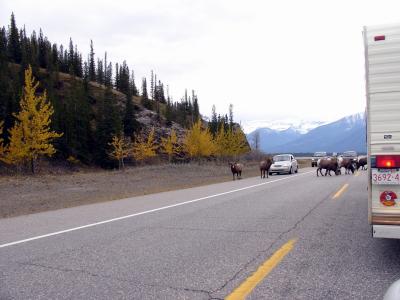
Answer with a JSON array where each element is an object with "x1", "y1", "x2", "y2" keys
[
  {"x1": 1, "y1": 66, "x2": 20, "y2": 143},
  {"x1": 7, "y1": 13, "x2": 22, "y2": 63},
  {"x1": 105, "y1": 62, "x2": 112, "y2": 87},
  {"x1": 56, "y1": 75, "x2": 92, "y2": 162},
  {"x1": 228, "y1": 104, "x2": 234, "y2": 131},
  {"x1": 83, "y1": 61, "x2": 89, "y2": 81},
  {"x1": 217, "y1": 114, "x2": 222, "y2": 132},
  {"x1": 0, "y1": 27, "x2": 11, "y2": 132},
  {"x1": 141, "y1": 77, "x2": 152, "y2": 109},
  {"x1": 157, "y1": 80, "x2": 166, "y2": 103},
  {"x1": 165, "y1": 97, "x2": 173, "y2": 126},
  {"x1": 29, "y1": 30, "x2": 39, "y2": 74},
  {"x1": 209, "y1": 105, "x2": 218, "y2": 136},
  {"x1": 154, "y1": 74, "x2": 157, "y2": 100},
  {"x1": 68, "y1": 38, "x2": 74, "y2": 74},
  {"x1": 51, "y1": 43, "x2": 59, "y2": 69},
  {"x1": 74, "y1": 46, "x2": 83, "y2": 77},
  {"x1": 97, "y1": 58, "x2": 104, "y2": 85},
  {"x1": 0, "y1": 27, "x2": 7, "y2": 63},
  {"x1": 142, "y1": 77, "x2": 148, "y2": 99},
  {"x1": 88, "y1": 40, "x2": 96, "y2": 81},
  {"x1": 0, "y1": 120, "x2": 5, "y2": 162},
  {"x1": 161, "y1": 83, "x2": 166, "y2": 103},
  {"x1": 115, "y1": 62, "x2": 119, "y2": 89},
  {"x1": 150, "y1": 70, "x2": 154, "y2": 100},
  {"x1": 193, "y1": 91, "x2": 200, "y2": 121},
  {"x1": 130, "y1": 70, "x2": 138, "y2": 96},
  {"x1": 38, "y1": 29, "x2": 48, "y2": 68},
  {"x1": 224, "y1": 114, "x2": 229, "y2": 132},
  {"x1": 104, "y1": 52, "x2": 107, "y2": 84},
  {"x1": 95, "y1": 87, "x2": 122, "y2": 167},
  {"x1": 59, "y1": 45, "x2": 65, "y2": 72},
  {"x1": 123, "y1": 92, "x2": 139, "y2": 138},
  {"x1": 119, "y1": 61, "x2": 130, "y2": 95},
  {"x1": 63, "y1": 49, "x2": 68, "y2": 69},
  {"x1": 19, "y1": 27, "x2": 30, "y2": 72}
]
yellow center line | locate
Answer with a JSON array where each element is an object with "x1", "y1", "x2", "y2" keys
[
  {"x1": 225, "y1": 239, "x2": 297, "y2": 300},
  {"x1": 332, "y1": 183, "x2": 349, "y2": 199}
]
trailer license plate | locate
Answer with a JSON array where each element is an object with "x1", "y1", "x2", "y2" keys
[{"x1": 372, "y1": 169, "x2": 400, "y2": 185}]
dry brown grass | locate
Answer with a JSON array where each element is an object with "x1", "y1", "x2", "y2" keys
[
  {"x1": 297, "y1": 159, "x2": 311, "y2": 168},
  {"x1": 0, "y1": 159, "x2": 310, "y2": 219},
  {"x1": 0, "y1": 161, "x2": 259, "y2": 218}
]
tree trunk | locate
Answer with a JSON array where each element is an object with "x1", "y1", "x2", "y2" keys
[{"x1": 30, "y1": 158, "x2": 35, "y2": 174}]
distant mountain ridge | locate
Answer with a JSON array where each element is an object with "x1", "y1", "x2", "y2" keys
[
  {"x1": 247, "y1": 113, "x2": 366, "y2": 153},
  {"x1": 242, "y1": 119, "x2": 326, "y2": 134}
]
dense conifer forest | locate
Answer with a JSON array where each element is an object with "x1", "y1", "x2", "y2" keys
[
  {"x1": 0, "y1": 13, "x2": 249, "y2": 171},
  {"x1": 0, "y1": 14, "x2": 204, "y2": 165}
]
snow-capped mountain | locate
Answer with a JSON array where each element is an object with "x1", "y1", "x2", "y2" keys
[
  {"x1": 342, "y1": 112, "x2": 364, "y2": 128},
  {"x1": 247, "y1": 127, "x2": 302, "y2": 153},
  {"x1": 246, "y1": 113, "x2": 366, "y2": 153},
  {"x1": 242, "y1": 119, "x2": 326, "y2": 134}
]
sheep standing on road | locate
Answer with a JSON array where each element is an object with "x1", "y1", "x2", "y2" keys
[
  {"x1": 357, "y1": 156, "x2": 367, "y2": 170},
  {"x1": 340, "y1": 158, "x2": 355, "y2": 175},
  {"x1": 229, "y1": 162, "x2": 243, "y2": 180},
  {"x1": 260, "y1": 157, "x2": 273, "y2": 179},
  {"x1": 317, "y1": 157, "x2": 340, "y2": 176}
]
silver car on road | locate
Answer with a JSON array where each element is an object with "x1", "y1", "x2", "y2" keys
[{"x1": 270, "y1": 154, "x2": 298, "y2": 175}]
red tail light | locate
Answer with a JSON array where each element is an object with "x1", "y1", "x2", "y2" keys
[{"x1": 376, "y1": 155, "x2": 400, "y2": 168}]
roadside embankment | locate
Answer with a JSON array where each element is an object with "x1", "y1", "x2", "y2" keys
[{"x1": 0, "y1": 159, "x2": 310, "y2": 218}]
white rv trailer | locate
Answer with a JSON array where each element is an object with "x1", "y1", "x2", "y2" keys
[{"x1": 364, "y1": 24, "x2": 400, "y2": 238}]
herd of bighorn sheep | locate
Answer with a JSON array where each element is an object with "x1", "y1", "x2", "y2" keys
[
  {"x1": 316, "y1": 156, "x2": 367, "y2": 177},
  {"x1": 229, "y1": 155, "x2": 367, "y2": 180}
]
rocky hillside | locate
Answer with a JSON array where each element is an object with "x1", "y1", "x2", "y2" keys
[{"x1": 56, "y1": 68, "x2": 187, "y2": 142}]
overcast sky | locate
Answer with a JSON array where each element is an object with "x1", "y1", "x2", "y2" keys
[{"x1": 1, "y1": 0, "x2": 399, "y2": 128}]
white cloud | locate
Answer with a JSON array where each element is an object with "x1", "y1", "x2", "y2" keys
[{"x1": 1, "y1": 0, "x2": 399, "y2": 124}]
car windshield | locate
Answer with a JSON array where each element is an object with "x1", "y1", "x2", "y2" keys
[
  {"x1": 314, "y1": 152, "x2": 326, "y2": 157},
  {"x1": 274, "y1": 155, "x2": 291, "y2": 162},
  {"x1": 343, "y1": 151, "x2": 357, "y2": 157}
]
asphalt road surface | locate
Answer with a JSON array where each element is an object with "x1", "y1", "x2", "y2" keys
[{"x1": 1, "y1": 167, "x2": 399, "y2": 299}]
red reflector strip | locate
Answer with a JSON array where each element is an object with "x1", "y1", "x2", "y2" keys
[
  {"x1": 374, "y1": 35, "x2": 386, "y2": 41},
  {"x1": 376, "y1": 155, "x2": 400, "y2": 168}
]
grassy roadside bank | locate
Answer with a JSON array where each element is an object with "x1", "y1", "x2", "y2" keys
[{"x1": 0, "y1": 159, "x2": 310, "y2": 219}]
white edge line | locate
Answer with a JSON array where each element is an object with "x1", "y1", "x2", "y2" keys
[{"x1": 0, "y1": 171, "x2": 314, "y2": 249}]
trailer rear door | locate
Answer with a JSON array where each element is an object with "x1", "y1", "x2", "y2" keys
[{"x1": 364, "y1": 24, "x2": 400, "y2": 238}]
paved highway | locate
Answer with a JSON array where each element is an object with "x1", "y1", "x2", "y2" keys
[{"x1": 0, "y1": 168, "x2": 399, "y2": 299}]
